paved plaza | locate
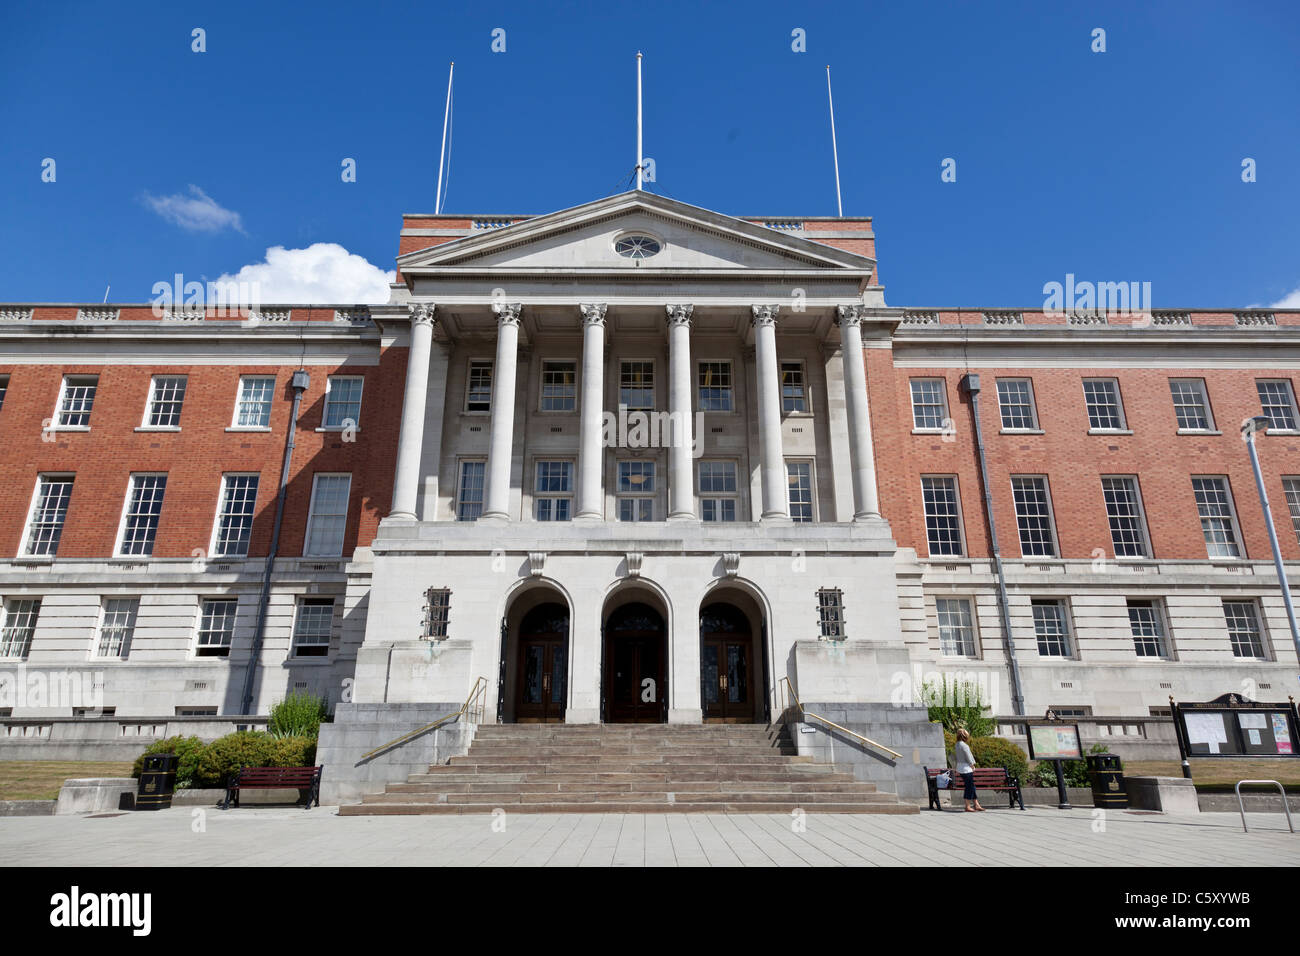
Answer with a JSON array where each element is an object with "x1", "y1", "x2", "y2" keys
[{"x1": 0, "y1": 806, "x2": 1294, "y2": 866}]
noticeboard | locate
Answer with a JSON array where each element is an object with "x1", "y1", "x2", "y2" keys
[
  {"x1": 1173, "y1": 695, "x2": 1300, "y2": 758},
  {"x1": 1026, "y1": 723, "x2": 1083, "y2": 760}
]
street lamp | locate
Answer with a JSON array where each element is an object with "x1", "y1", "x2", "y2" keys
[{"x1": 1241, "y1": 415, "x2": 1300, "y2": 677}]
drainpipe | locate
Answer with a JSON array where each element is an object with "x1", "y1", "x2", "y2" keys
[
  {"x1": 961, "y1": 373, "x2": 1025, "y2": 716},
  {"x1": 239, "y1": 369, "x2": 310, "y2": 717}
]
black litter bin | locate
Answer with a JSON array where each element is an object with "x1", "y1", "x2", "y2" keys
[
  {"x1": 137, "y1": 754, "x2": 179, "y2": 810},
  {"x1": 1086, "y1": 753, "x2": 1128, "y2": 809}
]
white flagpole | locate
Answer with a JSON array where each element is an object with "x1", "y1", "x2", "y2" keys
[
  {"x1": 435, "y1": 61, "x2": 454, "y2": 214},
  {"x1": 636, "y1": 52, "x2": 644, "y2": 190},
  {"x1": 826, "y1": 65, "x2": 843, "y2": 217}
]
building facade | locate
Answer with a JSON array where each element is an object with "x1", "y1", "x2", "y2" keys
[{"x1": 2, "y1": 192, "x2": 1298, "y2": 762}]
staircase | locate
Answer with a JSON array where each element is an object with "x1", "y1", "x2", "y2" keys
[{"x1": 340, "y1": 722, "x2": 917, "y2": 814}]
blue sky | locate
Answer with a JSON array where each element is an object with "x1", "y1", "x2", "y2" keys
[{"x1": 1, "y1": 0, "x2": 1297, "y2": 308}]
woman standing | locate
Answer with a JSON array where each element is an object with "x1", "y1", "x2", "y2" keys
[{"x1": 954, "y1": 729, "x2": 984, "y2": 812}]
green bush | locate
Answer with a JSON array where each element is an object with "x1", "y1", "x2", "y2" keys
[
  {"x1": 921, "y1": 677, "x2": 995, "y2": 738},
  {"x1": 968, "y1": 736, "x2": 1029, "y2": 783},
  {"x1": 266, "y1": 735, "x2": 317, "y2": 768},
  {"x1": 194, "y1": 731, "x2": 276, "y2": 788},
  {"x1": 1028, "y1": 743, "x2": 1113, "y2": 788},
  {"x1": 131, "y1": 736, "x2": 205, "y2": 790},
  {"x1": 268, "y1": 692, "x2": 329, "y2": 739}
]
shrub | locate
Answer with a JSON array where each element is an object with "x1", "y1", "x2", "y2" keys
[
  {"x1": 1028, "y1": 743, "x2": 1113, "y2": 788},
  {"x1": 921, "y1": 677, "x2": 995, "y2": 738},
  {"x1": 942, "y1": 730, "x2": 956, "y2": 765},
  {"x1": 194, "y1": 731, "x2": 276, "y2": 788},
  {"x1": 969, "y1": 736, "x2": 1029, "y2": 783},
  {"x1": 266, "y1": 735, "x2": 317, "y2": 768},
  {"x1": 131, "y1": 736, "x2": 205, "y2": 790},
  {"x1": 268, "y1": 692, "x2": 329, "y2": 739}
]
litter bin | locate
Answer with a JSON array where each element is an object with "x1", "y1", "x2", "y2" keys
[
  {"x1": 1086, "y1": 753, "x2": 1128, "y2": 809},
  {"x1": 137, "y1": 754, "x2": 179, "y2": 810}
]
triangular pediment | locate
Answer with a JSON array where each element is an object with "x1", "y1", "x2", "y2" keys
[{"x1": 397, "y1": 191, "x2": 874, "y2": 277}]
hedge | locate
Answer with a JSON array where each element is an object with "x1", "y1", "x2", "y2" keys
[{"x1": 134, "y1": 731, "x2": 319, "y2": 790}]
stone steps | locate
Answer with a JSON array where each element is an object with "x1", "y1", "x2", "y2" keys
[{"x1": 340, "y1": 723, "x2": 917, "y2": 816}]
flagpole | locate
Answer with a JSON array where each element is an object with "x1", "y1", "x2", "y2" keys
[
  {"x1": 826, "y1": 65, "x2": 843, "y2": 216},
  {"x1": 435, "y1": 61, "x2": 454, "y2": 214},
  {"x1": 636, "y1": 52, "x2": 644, "y2": 190}
]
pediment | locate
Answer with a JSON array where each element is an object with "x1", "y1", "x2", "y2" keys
[{"x1": 397, "y1": 192, "x2": 874, "y2": 278}]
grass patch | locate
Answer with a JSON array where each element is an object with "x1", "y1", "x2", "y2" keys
[
  {"x1": 0, "y1": 761, "x2": 135, "y2": 801},
  {"x1": 1123, "y1": 758, "x2": 1300, "y2": 790}
]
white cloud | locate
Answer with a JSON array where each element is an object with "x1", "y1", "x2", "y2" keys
[
  {"x1": 1270, "y1": 286, "x2": 1300, "y2": 309},
  {"x1": 214, "y1": 243, "x2": 395, "y2": 304},
  {"x1": 142, "y1": 185, "x2": 245, "y2": 233}
]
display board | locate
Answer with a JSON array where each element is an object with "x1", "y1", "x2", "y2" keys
[
  {"x1": 1026, "y1": 722, "x2": 1083, "y2": 760},
  {"x1": 1173, "y1": 694, "x2": 1299, "y2": 758}
]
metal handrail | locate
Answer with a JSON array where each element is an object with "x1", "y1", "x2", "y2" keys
[
  {"x1": 1234, "y1": 779, "x2": 1295, "y2": 834},
  {"x1": 777, "y1": 676, "x2": 902, "y2": 760},
  {"x1": 359, "y1": 676, "x2": 488, "y2": 763}
]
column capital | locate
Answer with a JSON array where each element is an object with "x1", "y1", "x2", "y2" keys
[
  {"x1": 408, "y1": 302, "x2": 437, "y2": 328},
  {"x1": 492, "y1": 302, "x2": 523, "y2": 326},
  {"x1": 579, "y1": 303, "x2": 607, "y2": 326},
  {"x1": 836, "y1": 304, "x2": 867, "y2": 327},
  {"x1": 751, "y1": 304, "x2": 781, "y2": 328},
  {"x1": 665, "y1": 303, "x2": 694, "y2": 327}
]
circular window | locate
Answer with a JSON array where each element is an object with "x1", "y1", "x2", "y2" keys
[{"x1": 614, "y1": 234, "x2": 662, "y2": 259}]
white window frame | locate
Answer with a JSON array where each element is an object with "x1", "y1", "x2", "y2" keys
[
  {"x1": 1169, "y1": 378, "x2": 1215, "y2": 432},
  {"x1": 54, "y1": 374, "x2": 98, "y2": 429},
  {"x1": 0, "y1": 599, "x2": 41, "y2": 659},
  {"x1": 1256, "y1": 378, "x2": 1300, "y2": 432},
  {"x1": 142, "y1": 375, "x2": 187, "y2": 430},
  {"x1": 780, "y1": 360, "x2": 809, "y2": 414},
  {"x1": 786, "y1": 459, "x2": 816, "y2": 523},
  {"x1": 1126, "y1": 598, "x2": 1172, "y2": 660},
  {"x1": 936, "y1": 597, "x2": 979, "y2": 659},
  {"x1": 1031, "y1": 598, "x2": 1074, "y2": 659},
  {"x1": 304, "y1": 473, "x2": 351, "y2": 557},
  {"x1": 1222, "y1": 599, "x2": 1270, "y2": 660},
  {"x1": 816, "y1": 588, "x2": 846, "y2": 639},
  {"x1": 698, "y1": 360, "x2": 734, "y2": 413},
  {"x1": 465, "y1": 359, "x2": 493, "y2": 413},
  {"x1": 194, "y1": 597, "x2": 238, "y2": 658},
  {"x1": 616, "y1": 459, "x2": 656, "y2": 521},
  {"x1": 232, "y1": 375, "x2": 276, "y2": 429},
  {"x1": 210, "y1": 473, "x2": 260, "y2": 558},
  {"x1": 909, "y1": 378, "x2": 949, "y2": 431},
  {"x1": 1082, "y1": 377, "x2": 1128, "y2": 432},
  {"x1": 23, "y1": 474, "x2": 75, "y2": 557},
  {"x1": 1282, "y1": 477, "x2": 1300, "y2": 547},
  {"x1": 996, "y1": 378, "x2": 1039, "y2": 431},
  {"x1": 921, "y1": 475, "x2": 966, "y2": 557},
  {"x1": 291, "y1": 597, "x2": 335, "y2": 657},
  {"x1": 116, "y1": 473, "x2": 168, "y2": 557},
  {"x1": 95, "y1": 597, "x2": 140, "y2": 659},
  {"x1": 539, "y1": 359, "x2": 578, "y2": 413},
  {"x1": 533, "y1": 459, "x2": 574, "y2": 522},
  {"x1": 1192, "y1": 475, "x2": 1243, "y2": 559},
  {"x1": 422, "y1": 588, "x2": 452, "y2": 640},
  {"x1": 1101, "y1": 475, "x2": 1152, "y2": 559},
  {"x1": 456, "y1": 459, "x2": 487, "y2": 521},
  {"x1": 698, "y1": 459, "x2": 740, "y2": 522},
  {"x1": 1011, "y1": 475, "x2": 1059, "y2": 558},
  {"x1": 322, "y1": 375, "x2": 364, "y2": 430},
  {"x1": 619, "y1": 359, "x2": 656, "y2": 412}
]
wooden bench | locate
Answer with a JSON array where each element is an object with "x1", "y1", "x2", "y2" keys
[
  {"x1": 222, "y1": 766, "x2": 322, "y2": 809},
  {"x1": 925, "y1": 766, "x2": 1025, "y2": 811}
]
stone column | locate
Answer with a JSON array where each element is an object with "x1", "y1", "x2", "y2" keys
[
  {"x1": 752, "y1": 304, "x2": 789, "y2": 520},
  {"x1": 389, "y1": 302, "x2": 435, "y2": 519},
  {"x1": 576, "y1": 303, "x2": 607, "y2": 520},
  {"x1": 483, "y1": 302, "x2": 522, "y2": 520},
  {"x1": 666, "y1": 304, "x2": 696, "y2": 520},
  {"x1": 837, "y1": 304, "x2": 882, "y2": 519}
]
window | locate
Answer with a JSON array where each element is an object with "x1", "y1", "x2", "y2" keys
[
  {"x1": 456, "y1": 461, "x2": 486, "y2": 521},
  {"x1": 936, "y1": 598, "x2": 977, "y2": 657},
  {"x1": 56, "y1": 375, "x2": 98, "y2": 427},
  {"x1": 1169, "y1": 378, "x2": 1213, "y2": 431},
  {"x1": 323, "y1": 376, "x2": 363, "y2": 428},
  {"x1": 817, "y1": 589, "x2": 845, "y2": 639},
  {"x1": 145, "y1": 375, "x2": 187, "y2": 427},
  {"x1": 910, "y1": 379, "x2": 948, "y2": 430},
  {"x1": 996, "y1": 379, "x2": 1038, "y2": 430},
  {"x1": 1031, "y1": 599, "x2": 1072, "y2": 657},
  {"x1": 176, "y1": 707, "x2": 217, "y2": 717},
  {"x1": 1011, "y1": 476, "x2": 1057, "y2": 557},
  {"x1": 1101, "y1": 477, "x2": 1150, "y2": 558},
  {"x1": 24, "y1": 476, "x2": 74, "y2": 556},
  {"x1": 1192, "y1": 477, "x2": 1241, "y2": 558},
  {"x1": 1282, "y1": 477, "x2": 1300, "y2": 546},
  {"x1": 781, "y1": 361, "x2": 807, "y2": 413},
  {"x1": 305, "y1": 474, "x2": 350, "y2": 556},
  {"x1": 195, "y1": 599, "x2": 237, "y2": 657},
  {"x1": 1083, "y1": 378, "x2": 1125, "y2": 430},
  {"x1": 422, "y1": 588, "x2": 451, "y2": 640},
  {"x1": 613, "y1": 234, "x2": 661, "y2": 259},
  {"x1": 1127, "y1": 600, "x2": 1169, "y2": 658},
  {"x1": 0, "y1": 374, "x2": 8, "y2": 411},
  {"x1": 617, "y1": 461, "x2": 655, "y2": 521},
  {"x1": 1223, "y1": 600, "x2": 1267, "y2": 659},
  {"x1": 534, "y1": 461, "x2": 573, "y2": 521},
  {"x1": 619, "y1": 361, "x2": 655, "y2": 411},
  {"x1": 1047, "y1": 706, "x2": 1091, "y2": 719},
  {"x1": 0, "y1": 599, "x2": 40, "y2": 658},
  {"x1": 96, "y1": 598, "x2": 139, "y2": 658},
  {"x1": 698, "y1": 361, "x2": 733, "y2": 412},
  {"x1": 234, "y1": 376, "x2": 276, "y2": 427},
  {"x1": 213, "y1": 475, "x2": 259, "y2": 557},
  {"x1": 119, "y1": 474, "x2": 167, "y2": 556},
  {"x1": 292, "y1": 598, "x2": 334, "y2": 657},
  {"x1": 1256, "y1": 379, "x2": 1298, "y2": 431},
  {"x1": 699, "y1": 461, "x2": 738, "y2": 522},
  {"x1": 540, "y1": 360, "x2": 577, "y2": 412},
  {"x1": 786, "y1": 461, "x2": 814, "y2": 522},
  {"x1": 466, "y1": 361, "x2": 493, "y2": 412},
  {"x1": 921, "y1": 476, "x2": 964, "y2": 556}
]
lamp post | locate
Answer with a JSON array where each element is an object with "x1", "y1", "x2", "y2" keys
[{"x1": 1241, "y1": 415, "x2": 1300, "y2": 676}]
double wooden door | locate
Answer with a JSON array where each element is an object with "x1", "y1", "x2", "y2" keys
[
  {"x1": 515, "y1": 603, "x2": 569, "y2": 723},
  {"x1": 604, "y1": 603, "x2": 666, "y2": 723},
  {"x1": 700, "y1": 603, "x2": 754, "y2": 722}
]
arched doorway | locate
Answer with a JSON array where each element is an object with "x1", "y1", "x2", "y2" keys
[
  {"x1": 514, "y1": 601, "x2": 569, "y2": 723},
  {"x1": 700, "y1": 594, "x2": 766, "y2": 723},
  {"x1": 603, "y1": 601, "x2": 667, "y2": 723}
]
